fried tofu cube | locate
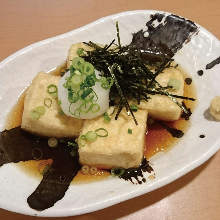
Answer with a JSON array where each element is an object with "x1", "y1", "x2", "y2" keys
[
  {"x1": 67, "y1": 42, "x2": 92, "y2": 68},
  {"x1": 21, "y1": 72, "x2": 83, "y2": 137},
  {"x1": 139, "y1": 67, "x2": 184, "y2": 121},
  {"x1": 78, "y1": 109, "x2": 148, "y2": 169}
]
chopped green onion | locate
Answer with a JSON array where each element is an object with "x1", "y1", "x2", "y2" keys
[
  {"x1": 167, "y1": 78, "x2": 181, "y2": 90},
  {"x1": 130, "y1": 104, "x2": 138, "y2": 112},
  {"x1": 72, "y1": 57, "x2": 85, "y2": 70},
  {"x1": 73, "y1": 108, "x2": 81, "y2": 117},
  {"x1": 67, "y1": 141, "x2": 78, "y2": 148},
  {"x1": 95, "y1": 128, "x2": 108, "y2": 137},
  {"x1": 78, "y1": 135, "x2": 87, "y2": 147},
  {"x1": 100, "y1": 77, "x2": 114, "y2": 90},
  {"x1": 103, "y1": 112, "x2": 111, "y2": 123},
  {"x1": 77, "y1": 48, "x2": 85, "y2": 56},
  {"x1": 81, "y1": 165, "x2": 90, "y2": 175},
  {"x1": 128, "y1": 128, "x2": 132, "y2": 134},
  {"x1": 85, "y1": 131, "x2": 97, "y2": 142},
  {"x1": 90, "y1": 166, "x2": 98, "y2": 175},
  {"x1": 30, "y1": 110, "x2": 40, "y2": 120},
  {"x1": 70, "y1": 74, "x2": 83, "y2": 86},
  {"x1": 80, "y1": 88, "x2": 93, "y2": 99},
  {"x1": 47, "y1": 84, "x2": 57, "y2": 94},
  {"x1": 50, "y1": 92, "x2": 58, "y2": 99},
  {"x1": 48, "y1": 137, "x2": 58, "y2": 148},
  {"x1": 44, "y1": 98, "x2": 52, "y2": 108},
  {"x1": 35, "y1": 106, "x2": 46, "y2": 115},
  {"x1": 90, "y1": 103, "x2": 100, "y2": 113},
  {"x1": 30, "y1": 106, "x2": 46, "y2": 119},
  {"x1": 83, "y1": 62, "x2": 94, "y2": 75},
  {"x1": 68, "y1": 89, "x2": 79, "y2": 103},
  {"x1": 111, "y1": 168, "x2": 125, "y2": 177},
  {"x1": 70, "y1": 65, "x2": 75, "y2": 74},
  {"x1": 79, "y1": 102, "x2": 92, "y2": 113}
]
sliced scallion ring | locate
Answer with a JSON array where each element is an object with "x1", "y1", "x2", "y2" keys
[
  {"x1": 69, "y1": 65, "x2": 75, "y2": 74},
  {"x1": 90, "y1": 103, "x2": 100, "y2": 113},
  {"x1": 70, "y1": 74, "x2": 83, "y2": 86},
  {"x1": 72, "y1": 57, "x2": 85, "y2": 70},
  {"x1": 68, "y1": 103, "x2": 80, "y2": 117},
  {"x1": 79, "y1": 102, "x2": 92, "y2": 113},
  {"x1": 44, "y1": 98, "x2": 52, "y2": 108},
  {"x1": 47, "y1": 84, "x2": 57, "y2": 94},
  {"x1": 78, "y1": 135, "x2": 87, "y2": 147},
  {"x1": 35, "y1": 106, "x2": 46, "y2": 115},
  {"x1": 68, "y1": 89, "x2": 79, "y2": 103},
  {"x1": 130, "y1": 104, "x2": 138, "y2": 112},
  {"x1": 77, "y1": 48, "x2": 84, "y2": 56},
  {"x1": 83, "y1": 62, "x2": 94, "y2": 75},
  {"x1": 95, "y1": 128, "x2": 108, "y2": 137},
  {"x1": 128, "y1": 128, "x2": 132, "y2": 134},
  {"x1": 100, "y1": 77, "x2": 114, "y2": 90},
  {"x1": 80, "y1": 88, "x2": 93, "y2": 100},
  {"x1": 103, "y1": 112, "x2": 111, "y2": 122},
  {"x1": 85, "y1": 131, "x2": 97, "y2": 142},
  {"x1": 111, "y1": 168, "x2": 125, "y2": 177},
  {"x1": 30, "y1": 110, "x2": 40, "y2": 120}
]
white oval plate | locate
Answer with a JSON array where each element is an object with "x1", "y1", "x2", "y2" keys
[{"x1": 0, "y1": 10, "x2": 220, "y2": 217}]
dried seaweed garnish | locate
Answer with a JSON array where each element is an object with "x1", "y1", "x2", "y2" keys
[
  {"x1": 157, "y1": 121, "x2": 184, "y2": 138},
  {"x1": 81, "y1": 22, "x2": 196, "y2": 124},
  {"x1": 0, "y1": 127, "x2": 81, "y2": 211}
]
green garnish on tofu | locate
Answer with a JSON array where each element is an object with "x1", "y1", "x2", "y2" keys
[
  {"x1": 103, "y1": 112, "x2": 111, "y2": 123},
  {"x1": 168, "y1": 78, "x2": 181, "y2": 90},
  {"x1": 44, "y1": 98, "x2": 52, "y2": 108},
  {"x1": 30, "y1": 106, "x2": 46, "y2": 120},
  {"x1": 128, "y1": 128, "x2": 132, "y2": 134}
]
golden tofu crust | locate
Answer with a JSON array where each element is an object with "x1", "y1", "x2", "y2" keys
[
  {"x1": 79, "y1": 109, "x2": 148, "y2": 169},
  {"x1": 21, "y1": 72, "x2": 83, "y2": 137},
  {"x1": 139, "y1": 67, "x2": 184, "y2": 121}
]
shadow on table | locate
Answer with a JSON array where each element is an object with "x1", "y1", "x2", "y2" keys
[{"x1": 0, "y1": 155, "x2": 214, "y2": 220}]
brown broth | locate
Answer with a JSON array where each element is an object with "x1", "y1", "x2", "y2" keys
[{"x1": 5, "y1": 66, "x2": 196, "y2": 183}]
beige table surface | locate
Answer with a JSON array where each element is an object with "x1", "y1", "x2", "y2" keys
[{"x1": 0, "y1": 0, "x2": 220, "y2": 219}]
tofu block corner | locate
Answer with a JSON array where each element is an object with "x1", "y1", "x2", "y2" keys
[
  {"x1": 79, "y1": 109, "x2": 148, "y2": 169},
  {"x1": 21, "y1": 72, "x2": 83, "y2": 137}
]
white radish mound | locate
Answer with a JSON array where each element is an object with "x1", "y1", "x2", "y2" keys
[{"x1": 58, "y1": 70, "x2": 109, "y2": 119}]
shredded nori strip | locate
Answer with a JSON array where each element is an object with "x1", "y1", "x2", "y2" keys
[
  {"x1": 119, "y1": 158, "x2": 153, "y2": 184},
  {"x1": 82, "y1": 14, "x2": 198, "y2": 124},
  {"x1": 206, "y1": 56, "x2": 220, "y2": 69}
]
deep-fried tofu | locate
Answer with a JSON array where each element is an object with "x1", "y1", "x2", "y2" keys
[
  {"x1": 139, "y1": 67, "x2": 184, "y2": 121},
  {"x1": 21, "y1": 72, "x2": 83, "y2": 137},
  {"x1": 67, "y1": 42, "x2": 92, "y2": 68},
  {"x1": 78, "y1": 109, "x2": 148, "y2": 169}
]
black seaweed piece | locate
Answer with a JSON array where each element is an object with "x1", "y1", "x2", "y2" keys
[
  {"x1": 206, "y1": 56, "x2": 220, "y2": 69},
  {"x1": 131, "y1": 13, "x2": 198, "y2": 65},
  {"x1": 0, "y1": 127, "x2": 81, "y2": 211},
  {"x1": 120, "y1": 158, "x2": 153, "y2": 184},
  {"x1": 197, "y1": 70, "x2": 204, "y2": 76},
  {"x1": 181, "y1": 102, "x2": 192, "y2": 120},
  {"x1": 27, "y1": 144, "x2": 80, "y2": 211},
  {"x1": 157, "y1": 121, "x2": 184, "y2": 138},
  {"x1": 0, "y1": 127, "x2": 53, "y2": 166},
  {"x1": 185, "y1": 77, "x2": 192, "y2": 85}
]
